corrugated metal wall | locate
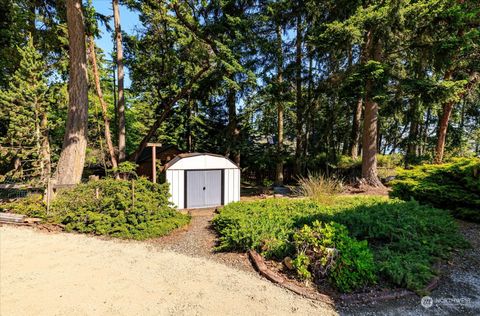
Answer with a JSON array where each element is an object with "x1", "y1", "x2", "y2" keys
[
  {"x1": 166, "y1": 169, "x2": 184, "y2": 208},
  {"x1": 224, "y1": 168, "x2": 240, "y2": 205}
]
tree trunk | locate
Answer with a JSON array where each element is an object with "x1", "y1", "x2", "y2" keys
[
  {"x1": 186, "y1": 99, "x2": 193, "y2": 152},
  {"x1": 55, "y1": 0, "x2": 89, "y2": 185},
  {"x1": 88, "y1": 37, "x2": 118, "y2": 170},
  {"x1": 435, "y1": 101, "x2": 454, "y2": 164},
  {"x1": 275, "y1": 23, "x2": 284, "y2": 186},
  {"x1": 406, "y1": 98, "x2": 420, "y2": 166},
  {"x1": 113, "y1": 0, "x2": 126, "y2": 162},
  {"x1": 350, "y1": 97, "x2": 362, "y2": 159},
  {"x1": 294, "y1": 14, "x2": 304, "y2": 177},
  {"x1": 421, "y1": 106, "x2": 431, "y2": 156},
  {"x1": 33, "y1": 96, "x2": 51, "y2": 182},
  {"x1": 226, "y1": 87, "x2": 240, "y2": 166},
  {"x1": 40, "y1": 112, "x2": 51, "y2": 180},
  {"x1": 131, "y1": 65, "x2": 210, "y2": 162},
  {"x1": 361, "y1": 31, "x2": 383, "y2": 187}
]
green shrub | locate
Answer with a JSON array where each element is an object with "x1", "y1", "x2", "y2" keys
[
  {"x1": 336, "y1": 156, "x2": 361, "y2": 169},
  {"x1": 212, "y1": 198, "x2": 324, "y2": 258},
  {"x1": 50, "y1": 178, "x2": 190, "y2": 239},
  {"x1": 333, "y1": 199, "x2": 467, "y2": 290},
  {"x1": 0, "y1": 194, "x2": 47, "y2": 218},
  {"x1": 213, "y1": 197, "x2": 467, "y2": 292},
  {"x1": 390, "y1": 158, "x2": 480, "y2": 222},
  {"x1": 292, "y1": 220, "x2": 376, "y2": 293},
  {"x1": 377, "y1": 154, "x2": 403, "y2": 169}
]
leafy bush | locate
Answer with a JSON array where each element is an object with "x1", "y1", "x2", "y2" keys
[
  {"x1": 212, "y1": 197, "x2": 467, "y2": 292},
  {"x1": 212, "y1": 198, "x2": 322, "y2": 258},
  {"x1": 376, "y1": 154, "x2": 403, "y2": 169},
  {"x1": 292, "y1": 221, "x2": 376, "y2": 293},
  {"x1": 50, "y1": 178, "x2": 190, "y2": 239},
  {"x1": 0, "y1": 194, "x2": 47, "y2": 218},
  {"x1": 390, "y1": 158, "x2": 480, "y2": 222},
  {"x1": 336, "y1": 156, "x2": 361, "y2": 169},
  {"x1": 295, "y1": 173, "x2": 343, "y2": 204}
]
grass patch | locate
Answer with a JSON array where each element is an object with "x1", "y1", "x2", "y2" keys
[{"x1": 212, "y1": 196, "x2": 467, "y2": 293}]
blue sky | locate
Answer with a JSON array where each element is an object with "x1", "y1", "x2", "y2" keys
[{"x1": 92, "y1": 0, "x2": 141, "y2": 88}]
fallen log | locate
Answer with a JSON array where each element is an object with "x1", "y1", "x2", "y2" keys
[
  {"x1": 248, "y1": 250, "x2": 334, "y2": 305},
  {"x1": 248, "y1": 249, "x2": 441, "y2": 306},
  {"x1": 0, "y1": 212, "x2": 26, "y2": 223}
]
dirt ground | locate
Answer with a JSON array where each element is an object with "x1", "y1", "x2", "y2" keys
[
  {"x1": 1, "y1": 207, "x2": 478, "y2": 315},
  {"x1": 0, "y1": 224, "x2": 335, "y2": 316},
  {"x1": 153, "y1": 208, "x2": 480, "y2": 315}
]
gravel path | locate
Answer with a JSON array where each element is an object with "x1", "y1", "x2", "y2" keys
[
  {"x1": 149, "y1": 208, "x2": 253, "y2": 272},
  {"x1": 0, "y1": 225, "x2": 336, "y2": 316}
]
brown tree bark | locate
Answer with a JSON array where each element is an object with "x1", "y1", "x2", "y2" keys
[
  {"x1": 226, "y1": 88, "x2": 240, "y2": 166},
  {"x1": 186, "y1": 99, "x2": 193, "y2": 152},
  {"x1": 294, "y1": 14, "x2": 304, "y2": 177},
  {"x1": 33, "y1": 97, "x2": 51, "y2": 182},
  {"x1": 434, "y1": 71, "x2": 478, "y2": 163},
  {"x1": 434, "y1": 101, "x2": 454, "y2": 164},
  {"x1": 406, "y1": 94, "x2": 420, "y2": 166},
  {"x1": 361, "y1": 31, "x2": 383, "y2": 187},
  {"x1": 350, "y1": 97, "x2": 363, "y2": 159},
  {"x1": 88, "y1": 37, "x2": 118, "y2": 170},
  {"x1": 39, "y1": 112, "x2": 51, "y2": 180},
  {"x1": 55, "y1": 0, "x2": 89, "y2": 185},
  {"x1": 434, "y1": 71, "x2": 453, "y2": 164},
  {"x1": 113, "y1": 0, "x2": 126, "y2": 162},
  {"x1": 275, "y1": 23, "x2": 284, "y2": 186}
]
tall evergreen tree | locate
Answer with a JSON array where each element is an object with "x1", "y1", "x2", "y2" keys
[{"x1": 0, "y1": 37, "x2": 51, "y2": 181}]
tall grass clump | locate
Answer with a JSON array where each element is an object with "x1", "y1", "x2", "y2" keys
[{"x1": 295, "y1": 173, "x2": 343, "y2": 204}]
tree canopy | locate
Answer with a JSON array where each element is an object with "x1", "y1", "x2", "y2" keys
[{"x1": 0, "y1": 0, "x2": 479, "y2": 185}]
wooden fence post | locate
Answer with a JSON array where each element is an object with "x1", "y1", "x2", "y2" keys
[
  {"x1": 46, "y1": 178, "x2": 51, "y2": 215},
  {"x1": 131, "y1": 179, "x2": 135, "y2": 211}
]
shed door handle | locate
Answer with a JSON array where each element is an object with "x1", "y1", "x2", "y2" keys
[{"x1": 203, "y1": 186, "x2": 206, "y2": 191}]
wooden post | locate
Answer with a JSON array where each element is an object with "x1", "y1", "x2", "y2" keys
[
  {"x1": 146, "y1": 143, "x2": 161, "y2": 183},
  {"x1": 46, "y1": 178, "x2": 51, "y2": 215},
  {"x1": 131, "y1": 179, "x2": 135, "y2": 211},
  {"x1": 152, "y1": 144, "x2": 156, "y2": 183}
]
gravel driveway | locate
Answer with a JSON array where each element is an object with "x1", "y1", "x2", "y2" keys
[
  {"x1": 152, "y1": 208, "x2": 480, "y2": 316},
  {"x1": 0, "y1": 225, "x2": 336, "y2": 316}
]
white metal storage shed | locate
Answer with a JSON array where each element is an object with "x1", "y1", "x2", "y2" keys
[{"x1": 165, "y1": 153, "x2": 240, "y2": 209}]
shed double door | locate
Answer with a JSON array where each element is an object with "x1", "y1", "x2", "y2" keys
[{"x1": 186, "y1": 170, "x2": 223, "y2": 208}]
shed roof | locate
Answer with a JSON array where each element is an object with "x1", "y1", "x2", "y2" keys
[{"x1": 165, "y1": 153, "x2": 239, "y2": 170}]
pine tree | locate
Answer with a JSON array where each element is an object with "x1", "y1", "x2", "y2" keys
[{"x1": 0, "y1": 36, "x2": 51, "y2": 181}]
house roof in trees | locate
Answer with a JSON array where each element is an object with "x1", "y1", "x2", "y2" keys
[{"x1": 135, "y1": 144, "x2": 182, "y2": 164}]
